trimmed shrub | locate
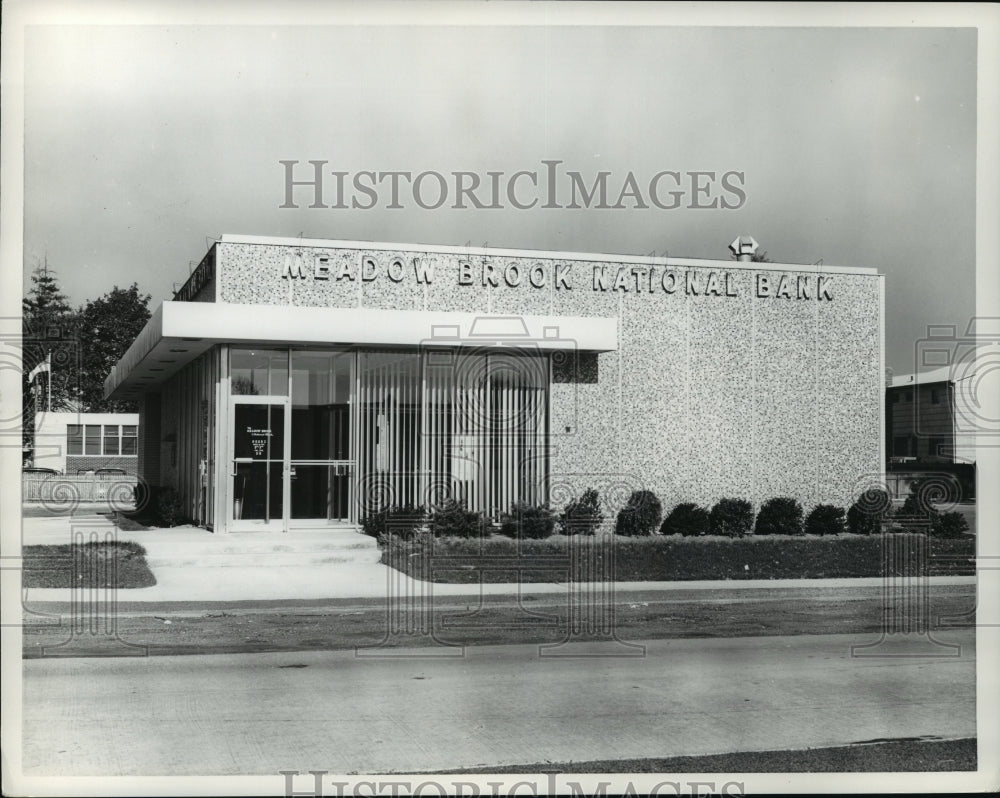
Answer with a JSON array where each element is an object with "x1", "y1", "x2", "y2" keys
[
  {"x1": 804, "y1": 504, "x2": 846, "y2": 536},
  {"x1": 154, "y1": 487, "x2": 186, "y2": 527},
  {"x1": 360, "y1": 504, "x2": 428, "y2": 540},
  {"x1": 930, "y1": 511, "x2": 970, "y2": 539},
  {"x1": 755, "y1": 497, "x2": 804, "y2": 536},
  {"x1": 898, "y1": 479, "x2": 942, "y2": 522},
  {"x1": 660, "y1": 503, "x2": 710, "y2": 537},
  {"x1": 429, "y1": 498, "x2": 484, "y2": 538},
  {"x1": 709, "y1": 498, "x2": 754, "y2": 538},
  {"x1": 846, "y1": 488, "x2": 892, "y2": 535},
  {"x1": 614, "y1": 490, "x2": 663, "y2": 537},
  {"x1": 500, "y1": 502, "x2": 557, "y2": 539},
  {"x1": 558, "y1": 488, "x2": 604, "y2": 536}
]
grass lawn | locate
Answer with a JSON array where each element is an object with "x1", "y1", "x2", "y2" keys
[
  {"x1": 23, "y1": 585, "x2": 974, "y2": 657},
  {"x1": 22, "y1": 541, "x2": 156, "y2": 589}
]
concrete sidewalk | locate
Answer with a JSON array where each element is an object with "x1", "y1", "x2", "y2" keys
[{"x1": 18, "y1": 511, "x2": 976, "y2": 604}]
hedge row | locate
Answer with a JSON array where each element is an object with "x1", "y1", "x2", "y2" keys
[
  {"x1": 382, "y1": 533, "x2": 975, "y2": 584},
  {"x1": 624, "y1": 486, "x2": 968, "y2": 539},
  {"x1": 360, "y1": 494, "x2": 603, "y2": 541},
  {"x1": 362, "y1": 481, "x2": 970, "y2": 542}
]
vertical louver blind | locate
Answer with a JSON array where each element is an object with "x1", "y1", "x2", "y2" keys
[
  {"x1": 487, "y1": 351, "x2": 547, "y2": 516},
  {"x1": 358, "y1": 352, "x2": 422, "y2": 513},
  {"x1": 358, "y1": 349, "x2": 548, "y2": 518}
]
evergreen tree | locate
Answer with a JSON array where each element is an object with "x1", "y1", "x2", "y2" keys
[
  {"x1": 22, "y1": 262, "x2": 72, "y2": 321},
  {"x1": 22, "y1": 262, "x2": 80, "y2": 410},
  {"x1": 21, "y1": 262, "x2": 79, "y2": 462}
]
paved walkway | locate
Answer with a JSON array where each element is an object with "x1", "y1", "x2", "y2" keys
[{"x1": 18, "y1": 512, "x2": 975, "y2": 604}]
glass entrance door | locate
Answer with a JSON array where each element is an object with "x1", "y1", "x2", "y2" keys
[{"x1": 231, "y1": 401, "x2": 287, "y2": 528}]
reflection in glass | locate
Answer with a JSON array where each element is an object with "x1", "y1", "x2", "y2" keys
[
  {"x1": 231, "y1": 349, "x2": 289, "y2": 395},
  {"x1": 291, "y1": 351, "x2": 352, "y2": 461}
]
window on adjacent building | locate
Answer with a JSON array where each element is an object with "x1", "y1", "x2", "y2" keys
[
  {"x1": 121, "y1": 425, "x2": 138, "y2": 455},
  {"x1": 67, "y1": 423, "x2": 138, "y2": 456},
  {"x1": 893, "y1": 436, "x2": 912, "y2": 457},
  {"x1": 84, "y1": 425, "x2": 102, "y2": 455},
  {"x1": 67, "y1": 425, "x2": 83, "y2": 455},
  {"x1": 103, "y1": 425, "x2": 120, "y2": 455}
]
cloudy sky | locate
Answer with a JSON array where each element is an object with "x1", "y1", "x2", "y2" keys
[{"x1": 20, "y1": 15, "x2": 977, "y2": 373}]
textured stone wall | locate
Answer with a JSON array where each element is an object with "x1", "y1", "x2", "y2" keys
[{"x1": 215, "y1": 241, "x2": 882, "y2": 511}]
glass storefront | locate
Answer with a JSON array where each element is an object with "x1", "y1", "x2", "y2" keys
[
  {"x1": 231, "y1": 349, "x2": 289, "y2": 396},
  {"x1": 291, "y1": 351, "x2": 353, "y2": 521},
  {"x1": 227, "y1": 346, "x2": 549, "y2": 529}
]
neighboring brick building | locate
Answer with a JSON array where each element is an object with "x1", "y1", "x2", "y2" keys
[
  {"x1": 32, "y1": 411, "x2": 139, "y2": 476},
  {"x1": 886, "y1": 366, "x2": 977, "y2": 499}
]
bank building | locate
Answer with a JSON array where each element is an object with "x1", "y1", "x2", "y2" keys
[{"x1": 104, "y1": 234, "x2": 885, "y2": 534}]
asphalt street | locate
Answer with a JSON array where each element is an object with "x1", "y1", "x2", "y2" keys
[{"x1": 21, "y1": 630, "x2": 975, "y2": 776}]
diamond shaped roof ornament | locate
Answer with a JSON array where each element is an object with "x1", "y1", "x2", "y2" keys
[{"x1": 729, "y1": 235, "x2": 759, "y2": 259}]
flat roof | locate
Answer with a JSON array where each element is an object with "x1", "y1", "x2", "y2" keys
[
  {"x1": 888, "y1": 366, "x2": 955, "y2": 388},
  {"x1": 104, "y1": 302, "x2": 618, "y2": 400},
  {"x1": 217, "y1": 234, "x2": 881, "y2": 277}
]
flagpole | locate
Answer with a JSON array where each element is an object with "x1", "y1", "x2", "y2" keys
[{"x1": 46, "y1": 351, "x2": 51, "y2": 412}]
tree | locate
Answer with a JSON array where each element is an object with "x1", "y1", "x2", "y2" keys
[
  {"x1": 76, "y1": 283, "x2": 152, "y2": 412},
  {"x1": 22, "y1": 262, "x2": 79, "y2": 463},
  {"x1": 23, "y1": 261, "x2": 72, "y2": 321},
  {"x1": 22, "y1": 262, "x2": 79, "y2": 407}
]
